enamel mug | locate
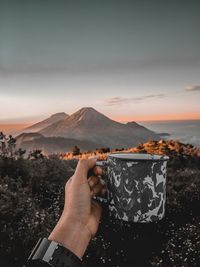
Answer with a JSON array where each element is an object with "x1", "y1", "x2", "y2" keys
[{"x1": 96, "y1": 153, "x2": 169, "y2": 223}]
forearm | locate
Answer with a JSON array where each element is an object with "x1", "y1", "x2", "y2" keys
[{"x1": 48, "y1": 215, "x2": 92, "y2": 259}]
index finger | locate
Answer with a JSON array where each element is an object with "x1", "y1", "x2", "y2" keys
[{"x1": 73, "y1": 158, "x2": 97, "y2": 184}]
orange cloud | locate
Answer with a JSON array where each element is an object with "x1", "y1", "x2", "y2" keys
[
  {"x1": 113, "y1": 112, "x2": 200, "y2": 122},
  {"x1": 185, "y1": 85, "x2": 200, "y2": 92}
]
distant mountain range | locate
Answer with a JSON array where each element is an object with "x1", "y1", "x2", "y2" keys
[
  {"x1": 16, "y1": 107, "x2": 161, "y2": 153},
  {"x1": 16, "y1": 133, "x2": 102, "y2": 154}
]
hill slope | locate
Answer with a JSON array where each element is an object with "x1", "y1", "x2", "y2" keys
[
  {"x1": 16, "y1": 133, "x2": 102, "y2": 154},
  {"x1": 23, "y1": 112, "x2": 69, "y2": 132}
]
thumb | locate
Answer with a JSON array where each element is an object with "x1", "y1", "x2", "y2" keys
[{"x1": 73, "y1": 158, "x2": 97, "y2": 185}]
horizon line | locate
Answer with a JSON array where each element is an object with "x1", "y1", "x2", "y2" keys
[
  {"x1": 0, "y1": 108, "x2": 200, "y2": 124},
  {"x1": 0, "y1": 117, "x2": 200, "y2": 125},
  {"x1": 113, "y1": 114, "x2": 200, "y2": 123}
]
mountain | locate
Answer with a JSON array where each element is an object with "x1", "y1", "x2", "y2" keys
[
  {"x1": 16, "y1": 133, "x2": 101, "y2": 154},
  {"x1": 126, "y1": 121, "x2": 157, "y2": 139},
  {"x1": 39, "y1": 107, "x2": 159, "y2": 148},
  {"x1": 23, "y1": 112, "x2": 69, "y2": 133}
]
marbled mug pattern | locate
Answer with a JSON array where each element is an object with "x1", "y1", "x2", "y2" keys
[{"x1": 105, "y1": 156, "x2": 167, "y2": 223}]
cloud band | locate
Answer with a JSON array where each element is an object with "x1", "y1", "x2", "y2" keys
[{"x1": 105, "y1": 94, "x2": 165, "y2": 106}]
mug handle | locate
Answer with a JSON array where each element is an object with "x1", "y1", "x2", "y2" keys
[
  {"x1": 93, "y1": 160, "x2": 108, "y2": 203},
  {"x1": 96, "y1": 160, "x2": 108, "y2": 183},
  {"x1": 96, "y1": 160, "x2": 108, "y2": 168}
]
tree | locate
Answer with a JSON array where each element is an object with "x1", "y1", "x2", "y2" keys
[
  {"x1": 0, "y1": 132, "x2": 18, "y2": 158},
  {"x1": 72, "y1": 145, "x2": 80, "y2": 156},
  {"x1": 7, "y1": 135, "x2": 16, "y2": 157},
  {"x1": 0, "y1": 132, "x2": 7, "y2": 156}
]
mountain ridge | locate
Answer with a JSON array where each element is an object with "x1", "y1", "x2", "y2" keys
[
  {"x1": 23, "y1": 112, "x2": 69, "y2": 133},
  {"x1": 39, "y1": 107, "x2": 159, "y2": 148}
]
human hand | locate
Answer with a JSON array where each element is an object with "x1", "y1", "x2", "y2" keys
[{"x1": 49, "y1": 158, "x2": 106, "y2": 259}]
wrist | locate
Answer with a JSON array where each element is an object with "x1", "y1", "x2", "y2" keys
[{"x1": 48, "y1": 216, "x2": 92, "y2": 259}]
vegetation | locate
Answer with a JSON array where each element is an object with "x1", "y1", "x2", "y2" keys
[
  {"x1": 72, "y1": 145, "x2": 81, "y2": 156},
  {"x1": 0, "y1": 133, "x2": 200, "y2": 266}
]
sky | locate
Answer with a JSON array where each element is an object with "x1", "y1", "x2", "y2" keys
[{"x1": 0, "y1": 0, "x2": 200, "y2": 123}]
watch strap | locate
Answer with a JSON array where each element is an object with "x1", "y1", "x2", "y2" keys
[{"x1": 26, "y1": 238, "x2": 84, "y2": 267}]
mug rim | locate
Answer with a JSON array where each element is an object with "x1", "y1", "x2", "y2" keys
[{"x1": 108, "y1": 152, "x2": 169, "y2": 161}]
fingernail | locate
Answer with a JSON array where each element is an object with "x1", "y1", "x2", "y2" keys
[{"x1": 89, "y1": 181, "x2": 94, "y2": 187}]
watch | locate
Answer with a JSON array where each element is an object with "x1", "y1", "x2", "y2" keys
[{"x1": 26, "y1": 238, "x2": 84, "y2": 267}]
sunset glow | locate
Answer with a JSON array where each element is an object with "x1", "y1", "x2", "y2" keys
[{"x1": 114, "y1": 112, "x2": 200, "y2": 123}]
